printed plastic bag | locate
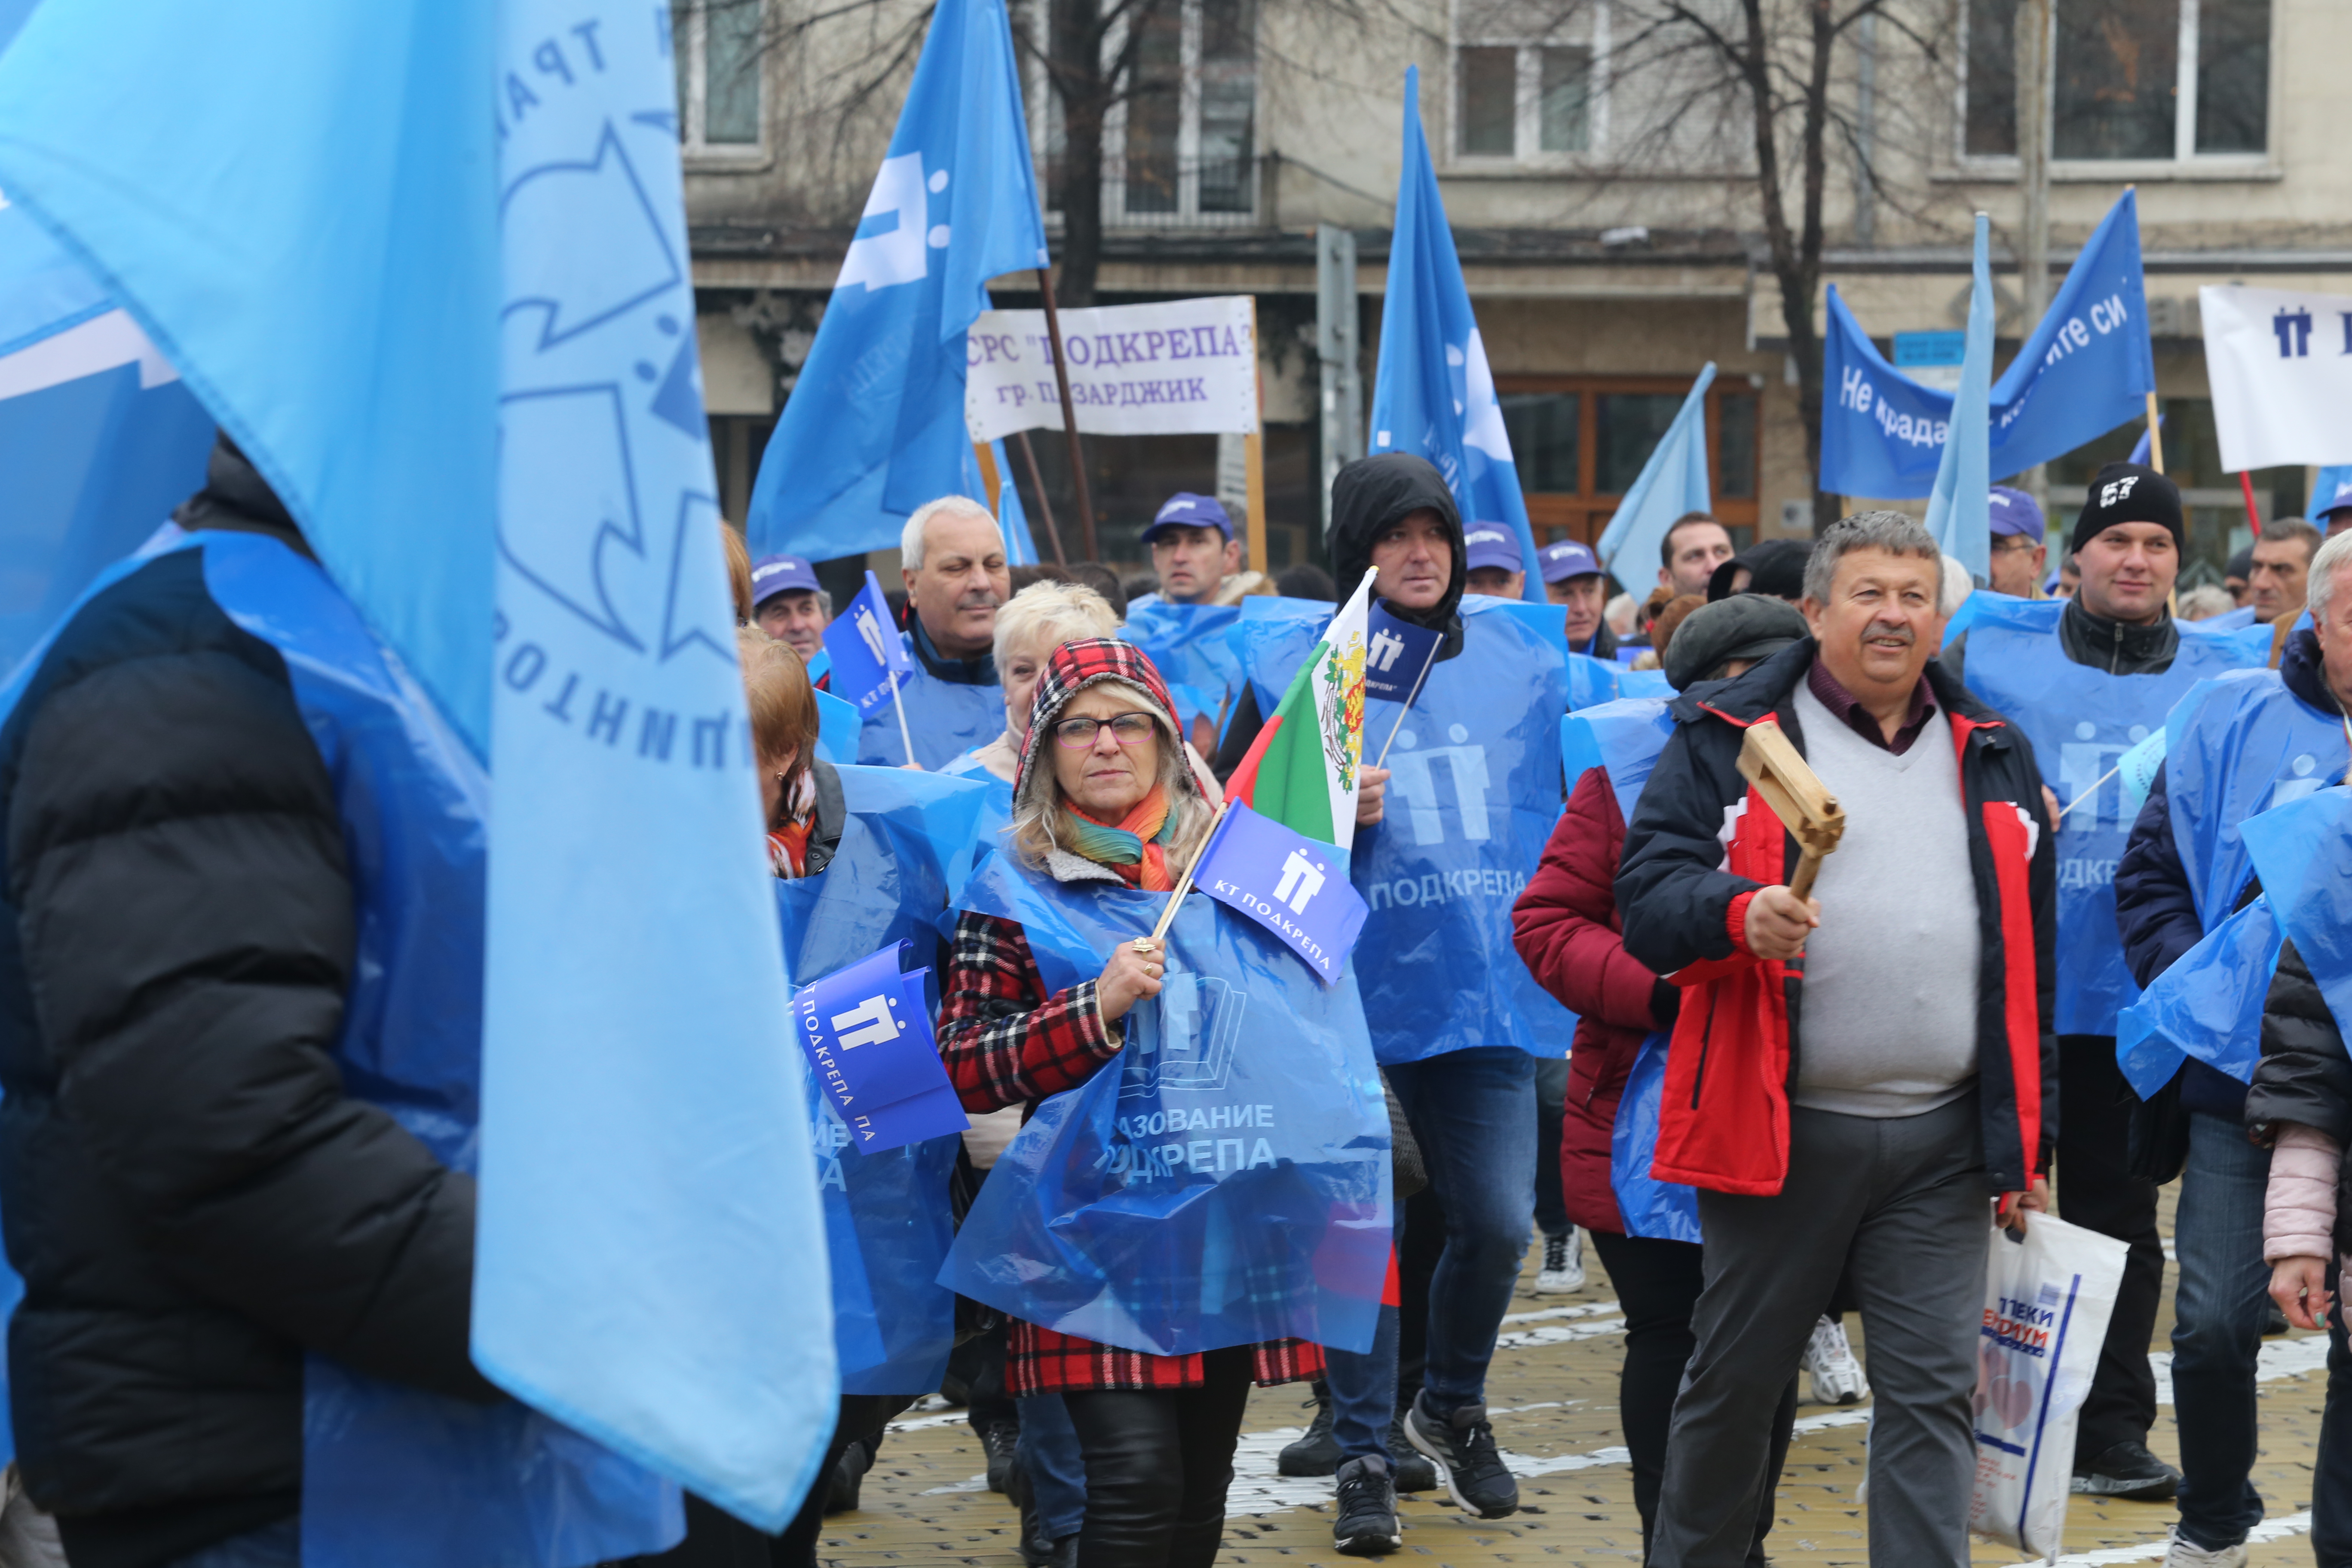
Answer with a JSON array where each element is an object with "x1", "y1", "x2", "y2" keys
[
  {"x1": 1608, "y1": 1034, "x2": 1700, "y2": 1244},
  {"x1": 1968, "y1": 1214, "x2": 2127, "y2": 1559}
]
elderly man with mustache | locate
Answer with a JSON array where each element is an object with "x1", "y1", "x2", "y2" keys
[{"x1": 854, "y1": 495, "x2": 1014, "y2": 770}]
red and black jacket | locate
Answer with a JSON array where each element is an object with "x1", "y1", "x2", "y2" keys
[{"x1": 1614, "y1": 638, "x2": 2057, "y2": 1197}]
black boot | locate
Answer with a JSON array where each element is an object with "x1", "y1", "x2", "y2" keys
[{"x1": 1277, "y1": 1379, "x2": 1342, "y2": 1477}]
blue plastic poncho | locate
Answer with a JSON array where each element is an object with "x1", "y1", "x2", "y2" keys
[
  {"x1": 1123, "y1": 600, "x2": 1244, "y2": 740},
  {"x1": 1961, "y1": 597, "x2": 2269, "y2": 1035},
  {"x1": 1560, "y1": 697, "x2": 1676, "y2": 819},
  {"x1": 858, "y1": 653, "x2": 1005, "y2": 770},
  {"x1": 942, "y1": 851, "x2": 1390, "y2": 1357},
  {"x1": 2244, "y1": 787, "x2": 2352, "y2": 1046},
  {"x1": 1231, "y1": 595, "x2": 1335, "y2": 718},
  {"x1": 1609, "y1": 1034, "x2": 1700, "y2": 1243}
]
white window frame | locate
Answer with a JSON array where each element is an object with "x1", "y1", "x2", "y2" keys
[
  {"x1": 1096, "y1": 0, "x2": 1260, "y2": 227},
  {"x1": 675, "y1": 0, "x2": 767, "y2": 162},
  {"x1": 1446, "y1": 0, "x2": 1608, "y2": 168}
]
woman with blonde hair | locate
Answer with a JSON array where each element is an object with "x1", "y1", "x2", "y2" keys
[{"x1": 948, "y1": 580, "x2": 1123, "y2": 786}]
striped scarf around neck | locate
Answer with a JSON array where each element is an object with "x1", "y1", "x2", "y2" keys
[{"x1": 1060, "y1": 786, "x2": 1176, "y2": 890}]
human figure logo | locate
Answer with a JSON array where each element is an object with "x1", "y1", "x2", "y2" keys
[
  {"x1": 1368, "y1": 628, "x2": 1406, "y2": 674},
  {"x1": 831, "y1": 993, "x2": 903, "y2": 1050},
  {"x1": 856, "y1": 606, "x2": 890, "y2": 663},
  {"x1": 1273, "y1": 848, "x2": 1328, "y2": 914}
]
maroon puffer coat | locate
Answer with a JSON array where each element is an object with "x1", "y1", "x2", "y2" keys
[{"x1": 1511, "y1": 766, "x2": 1677, "y2": 1234}]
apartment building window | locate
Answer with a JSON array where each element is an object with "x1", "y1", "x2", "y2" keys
[
  {"x1": 1496, "y1": 376, "x2": 1759, "y2": 548},
  {"x1": 1963, "y1": 0, "x2": 2270, "y2": 161},
  {"x1": 672, "y1": 0, "x2": 763, "y2": 150},
  {"x1": 1455, "y1": 42, "x2": 1594, "y2": 159},
  {"x1": 1114, "y1": 0, "x2": 1258, "y2": 220}
]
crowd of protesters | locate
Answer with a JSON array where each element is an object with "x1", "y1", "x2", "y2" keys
[{"x1": 0, "y1": 432, "x2": 2344, "y2": 1568}]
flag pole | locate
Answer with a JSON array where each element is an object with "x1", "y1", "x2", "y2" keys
[
  {"x1": 890, "y1": 673, "x2": 919, "y2": 769},
  {"x1": 1035, "y1": 267, "x2": 1099, "y2": 562},
  {"x1": 1148, "y1": 799, "x2": 1235, "y2": 944},
  {"x1": 1373, "y1": 640, "x2": 1442, "y2": 770},
  {"x1": 2143, "y1": 393, "x2": 2165, "y2": 475}
]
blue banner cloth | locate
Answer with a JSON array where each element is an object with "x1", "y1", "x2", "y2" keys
[
  {"x1": 2243, "y1": 787, "x2": 2352, "y2": 1043},
  {"x1": 746, "y1": 0, "x2": 1047, "y2": 562},
  {"x1": 1922, "y1": 215, "x2": 1994, "y2": 585},
  {"x1": 1193, "y1": 801, "x2": 1372, "y2": 985},
  {"x1": 1593, "y1": 367, "x2": 1715, "y2": 587},
  {"x1": 944, "y1": 852, "x2": 1390, "y2": 1357},
  {"x1": 1962, "y1": 597, "x2": 2270, "y2": 1035},
  {"x1": 1609, "y1": 1034, "x2": 1700, "y2": 1244},
  {"x1": 1367, "y1": 67, "x2": 1542, "y2": 603},
  {"x1": 1560, "y1": 698, "x2": 1677, "y2": 820},
  {"x1": 1363, "y1": 602, "x2": 1445, "y2": 702},
  {"x1": 2116, "y1": 897, "x2": 2284, "y2": 1098},
  {"x1": 1345, "y1": 600, "x2": 1576, "y2": 1063},
  {"x1": 795, "y1": 943, "x2": 970, "y2": 1155},
  {"x1": 827, "y1": 573, "x2": 919, "y2": 713},
  {"x1": 1820, "y1": 191, "x2": 2155, "y2": 502}
]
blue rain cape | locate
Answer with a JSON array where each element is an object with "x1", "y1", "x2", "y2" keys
[
  {"x1": 1609, "y1": 1034, "x2": 1699, "y2": 1244},
  {"x1": 942, "y1": 851, "x2": 1390, "y2": 1357},
  {"x1": 858, "y1": 650, "x2": 1006, "y2": 771},
  {"x1": 1347, "y1": 601, "x2": 1576, "y2": 1064},
  {"x1": 0, "y1": 529, "x2": 678, "y2": 1566},
  {"x1": 775, "y1": 764, "x2": 987, "y2": 1395},
  {"x1": 1123, "y1": 601, "x2": 1244, "y2": 740},
  {"x1": 2245, "y1": 787, "x2": 2352, "y2": 1044},
  {"x1": 2117, "y1": 897, "x2": 2285, "y2": 1098},
  {"x1": 939, "y1": 751, "x2": 1016, "y2": 845},
  {"x1": 1560, "y1": 697, "x2": 1675, "y2": 818},
  {"x1": 1961, "y1": 598, "x2": 2269, "y2": 1036},
  {"x1": 1565, "y1": 650, "x2": 1672, "y2": 710},
  {"x1": 1232, "y1": 595, "x2": 1338, "y2": 718}
]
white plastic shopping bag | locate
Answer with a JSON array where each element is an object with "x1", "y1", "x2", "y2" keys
[{"x1": 1969, "y1": 1213, "x2": 2128, "y2": 1559}]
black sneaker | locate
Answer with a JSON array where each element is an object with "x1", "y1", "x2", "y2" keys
[
  {"x1": 981, "y1": 1419, "x2": 1021, "y2": 1494},
  {"x1": 1279, "y1": 1380, "x2": 1342, "y2": 1477},
  {"x1": 2071, "y1": 1439, "x2": 2181, "y2": 1501},
  {"x1": 1385, "y1": 1410, "x2": 1437, "y2": 1493},
  {"x1": 1403, "y1": 1391, "x2": 1518, "y2": 1519},
  {"x1": 1333, "y1": 1455, "x2": 1403, "y2": 1556}
]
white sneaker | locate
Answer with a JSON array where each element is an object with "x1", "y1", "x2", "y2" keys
[
  {"x1": 1802, "y1": 1315, "x2": 1868, "y2": 1405},
  {"x1": 2160, "y1": 1527, "x2": 2247, "y2": 1568},
  {"x1": 1535, "y1": 1229, "x2": 1585, "y2": 1293}
]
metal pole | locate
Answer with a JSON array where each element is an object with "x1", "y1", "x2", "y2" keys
[
  {"x1": 1315, "y1": 224, "x2": 1363, "y2": 534},
  {"x1": 1011, "y1": 430, "x2": 1069, "y2": 570},
  {"x1": 1035, "y1": 266, "x2": 1099, "y2": 562},
  {"x1": 2015, "y1": 0, "x2": 2054, "y2": 511}
]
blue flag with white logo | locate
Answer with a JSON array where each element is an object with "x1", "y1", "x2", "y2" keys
[
  {"x1": 1363, "y1": 601, "x2": 1443, "y2": 702},
  {"x1": 1368, "y1": 67, "x2": 1542, "y2": 603},
  {"x1": 826, "y1": 571, "x2": 918, "y2": 714},
  {"x1": 794, "y1": 943, "x2": 969, "y2": 1155},
  {"x1": 1822, "y1": 190, "x2": 2153, "y2": 500},
  {"x1": 1923, "y1": 214, "x2": 1994, "y2": 585},
  {"x1": 1193, "y1": 802, "x2": 1371, "y2": 986},
  {"x1": 1593, "y1": 365, "x2": 1715, "y2": 587},
  {"x1": 747, "y1": 0, "x2": 1048, "y2": 563}
]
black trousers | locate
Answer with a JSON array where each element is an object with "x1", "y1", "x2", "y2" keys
[
  {"x1": 627, "y1": 1393, "x2": 911, "y2": 1568},
  {"x1": 2056, "y1": 1034, "x2": 2164, "y2": 1461},
  {"x1": 1591, "y1": 1229, "x2": 1795, "y2": 1565},
  {"x1": 1062, "y1": 1347, "x2": 1255, "y2": 1568}
]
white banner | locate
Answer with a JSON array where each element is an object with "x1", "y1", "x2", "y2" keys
[
  {"x1": 965, "y1": 295, "x2": 1258, "y2": 442},
  {"x1": 2201, "y1": 284, "x2": 2352, "y2": 472}
]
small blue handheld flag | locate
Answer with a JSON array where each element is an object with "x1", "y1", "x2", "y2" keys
[
  {"x1": 824, "y1": 571, "x2": 916, "y2": 715},
  {"x1": 794, "y1": 943, "x2": 970, "y2": 1154},
  {"x1": 1194, "y1": 802, "x2": 1371, "y2": 986},
  {"x1": 1363, "y1": 602, "x2": 1442, "y2": 703}
]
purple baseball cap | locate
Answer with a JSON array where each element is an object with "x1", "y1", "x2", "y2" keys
[
  {"x1": 1463, "y1": 524, "x2": 1522, "y2": 573},
  {"x1": 1988, "y1": 486, "x2": 2045, "y2": 541},
  {"x1": 1537, "y1": 539, "x2": 1602, "y2": 583},
  {"x1": 2321, "y1": 475, "x2": 2352, "y2": 519},
  {"x1": 1142, "y1": 492, "x2": 1234, "y2": 543},
  {"x1": 751, "y1": 553, "x2": 821, "y2": 606}
]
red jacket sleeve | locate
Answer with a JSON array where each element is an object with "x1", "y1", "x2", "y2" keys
[{"x1": 1511, "y1": 767, "x2": 1669, "y2": 1031}]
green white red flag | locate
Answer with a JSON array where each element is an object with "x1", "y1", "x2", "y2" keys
[{"x1": 1223, "y1": 568, "x2": 1374, "y2": 851}]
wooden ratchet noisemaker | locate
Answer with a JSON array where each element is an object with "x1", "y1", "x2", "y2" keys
[{"x1": 1736, "y1": 721, "x2": 1846, "y2": 902}]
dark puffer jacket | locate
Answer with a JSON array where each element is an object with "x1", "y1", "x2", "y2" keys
[
  {"x1": 0, "y1": 445, "x2": 493, "y2": 1568},
  {"x1": 2246, "y1": 937, "x2": 2352, "y2": 1256}
]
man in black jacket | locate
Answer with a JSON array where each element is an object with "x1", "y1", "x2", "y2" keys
[{"x1": 0, "y1": 439, "x2": 493, "y2": 1568}]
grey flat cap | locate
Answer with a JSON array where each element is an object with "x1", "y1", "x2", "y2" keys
[{"x1": 1663, "y1": 593, "x2": 1812, "y2": 691}]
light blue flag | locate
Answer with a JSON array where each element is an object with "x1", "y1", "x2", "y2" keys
[
  {"x1": 1369, "y1": 67, "x2": 1542, "y2": 603},
  {"x1": 1923, "y1": 214, "x2": 1994, "y2": 585},
  {"x1": 1593, "y1": 365, "x2": 1716, "y2": 587},
  {"x1": 747, "y1": 0, "x2": 1048, "y2": 564},
  {"x1": 993, "y1": 437, "x2": 1039, "y2": 564}
]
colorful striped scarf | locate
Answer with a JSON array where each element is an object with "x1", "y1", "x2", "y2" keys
[{"x1": 1060, "y1": 786, "x2": 1176, "y2": 890}]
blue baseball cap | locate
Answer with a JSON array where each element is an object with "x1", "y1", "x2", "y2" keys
[
  {"x1": 1142, "y1": 492, "x2": 1234, "y2": 543},
  {"x1": 1988, "y1": 486, "x2": 2045, "y2": 541},
  {"x1": 1537, "y1": 540, "x2": 1602, "y2": 583},
  {"x1": 2321, "y1": 475, "x2": 2352, "y2": 519},
  {"x1": 1463, "y1": 525, "x2": 1522, "y2": 573},
  {"x1": 750, "y1": 553, "x2": 821, "y2": 606}
]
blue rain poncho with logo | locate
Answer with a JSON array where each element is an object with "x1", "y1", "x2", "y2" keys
[
  {"x1": 858, "y1": 652, "x2": 1007, "y2": 771},
  {"x1": 941, "y1": 851, "x2": 1390, "y2": 1357},
  {"x1": 1961, "y1": 597, "x2": 2269, "y2": 1035},
  {"x1": 0, "y1": 528, "x2": 678, "y2": 1567},
  {"x1": 775, "y1": 765, "x2": 987, "y2": 1395}
]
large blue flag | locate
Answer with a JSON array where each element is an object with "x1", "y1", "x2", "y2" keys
[
  {"x1": 1822, "y1": 190, "x2": 2154, "y2": 500},
  {"x1": 1368, "y1": 67, "x2": 1542, "y2": 603},
  {"x1": 0, "y1": 0, "x2": 839, "y2": 1531},
  {"x1": 1923, "y1": 214, "x2": 1994, "y2": 585},
  {"x1": 1593, "y1": 364, "x2": 1715, "y2": 586},
  {"x1": 747, "y1": 0, "x2": 1047, "y2": 564}
]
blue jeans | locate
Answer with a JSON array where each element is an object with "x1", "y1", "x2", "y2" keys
[
  {"x1": 1019, "y1": 1391, "x2": 1088, "y2": 1542},
  {"x1": 1324, "y1": 1302, "x2": 1400, "y2": 1462},
  {"x1": 2171, "y1": 1111, "x2": 2274, "y2": 1550},
  {"x1": 162, "y1": 1518, "x2": 300, "y2": 1568}
]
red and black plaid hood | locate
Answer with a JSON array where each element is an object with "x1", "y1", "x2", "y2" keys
[{"x1": 1013, "y1": 637, "x2": 1197, "y2": 803}]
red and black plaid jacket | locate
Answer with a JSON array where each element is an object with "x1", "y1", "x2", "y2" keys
[{"x1": 940, "y1": 908, "x2": 1325, "y2": 1395}]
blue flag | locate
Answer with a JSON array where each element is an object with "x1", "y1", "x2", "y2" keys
[
  {"x1": 1363, "y1": 601, "x2": 1443, "y2": 701},
  {"x1": 1593, "y1": 365, "x2": 1716, "y2": 587},
  {"x1": 1193, "y1": 801, "x2": 1372, "y2": 986},
  {"x1": 795, "y1": 943, "x2": 969, "y2": 1155},
  {"x1": 2128, "y1": 413, "x2": 2165, "y2": 466},
  {"x1": 825, "y1": 571, "x2": 918, "y2": 713},
  {"x1": 1923, "y1": 215, "x2": 1994, "y2": 584},
  {"x1": 1822, "y1": 190, "x2": 2155, "y2": 500},
  {"x1": 1368, "y1": 67, "x2": 1542, "y2": 604},
  {"x1": 746, "y1": 0, "x2": 1047, "y2": 563}
]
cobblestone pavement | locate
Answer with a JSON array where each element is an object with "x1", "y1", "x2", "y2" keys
[{"x1": 825, "y1": 1193, "x2": 2333, "y2": 1567}]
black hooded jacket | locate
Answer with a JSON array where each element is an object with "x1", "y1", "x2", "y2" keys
[
  {"x1": 1213, "y1": 454, "x2": 1467, "y2": 779},
  {"x1": 0, "y1": 441, "x2": 493, "y2": 1568}
]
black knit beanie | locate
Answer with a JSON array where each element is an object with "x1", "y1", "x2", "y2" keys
[{"x1": 2070, "y1": 462, "x2": 2184, "y2": 556}]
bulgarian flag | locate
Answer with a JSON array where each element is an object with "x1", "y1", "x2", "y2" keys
[{"x1": 1225, "y1": 569, "x2": 1375, "y2": 851}]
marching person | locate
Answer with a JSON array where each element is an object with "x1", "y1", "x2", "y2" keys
[
  {"x1": 1537, "y1": 540, "x2": 1615, "y2": 658},
  {"x1": 1946, "y1": 462, "x2": 2269, "y2": 1499},
  {"x1": 2119, "y1": 529, "x2": 2352, "y2": 1568},
  {"x1": 1703, "y1": 539, "x2": 1808, "y2": 605},
  {"x1": 2248, "y1": 518, "x2": 2320, "y2": 628},
  {"x1": 1657, "y1": 513, "x2": 1735, "y2": 599},
  {"x1": 1462, "y1": 525, "x2": 1526, "y2": 599},
  {"x1": 753, "y1": 552, "x2": 833, "y2": 661},
  {"x1": 1620, "y1": 511, "x2": 2058, "y2": 1568},
  {"x1": 1127, "y1": 493, "x2": 1266, "y2": 609},
  {"x1": 861, "y1": 496, "x2": 1011, "y2": 769},
  {"x1": 1985, "y1": 487, "x2": 2048, "y2": 600},
  {"x1": 1513, "y1": 591, "x2": 1813, "y2": 1562}
]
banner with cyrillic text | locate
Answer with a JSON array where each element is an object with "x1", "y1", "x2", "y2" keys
[
  {"x1": 2201, "y1": 284, "x2": 2352, "y2": 473},
  {"x1": 965, "y1": 295, "x2": 1258, "y2": 441}
]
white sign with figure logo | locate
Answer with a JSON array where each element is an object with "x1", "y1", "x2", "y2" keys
[
  {"x1": 2202, "y1": 284, "x2": 2352, "y2": 471},
  {"x1": 965, "y1": 295, "x2": 1259, "y2": 441}
]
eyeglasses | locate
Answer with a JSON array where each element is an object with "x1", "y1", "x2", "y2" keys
[{"x1": 1053, "y1": 712, "x2": 1158, "y2": 748}]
